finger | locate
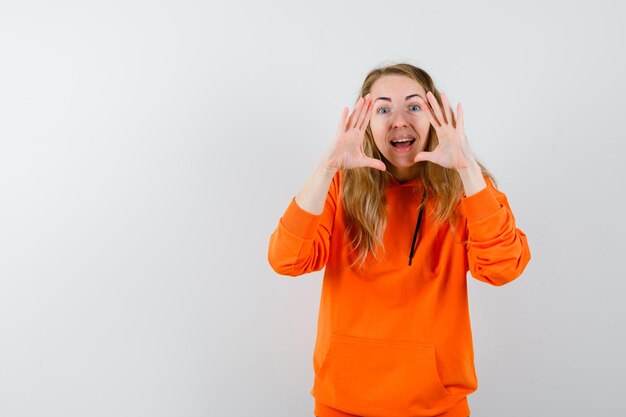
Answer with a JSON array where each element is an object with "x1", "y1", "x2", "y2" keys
[
  {"x1": 344, "y1": 98, "x2": 361, "y2": 130},
  {"x1": 440, "y1": 92, "x2": 455, "y2": 128},
  {"x1": 448, "y1": 105, "x2": 457, "y2": 129},
  {"x1": 457, "y1": 102, "x2": 464, "y2": 133},
  {"x1": 416, "y1": 97, "x2": 441, "y2": 128},
  {"x1": 362, "y1": 157, "x2": 386, "y2": 171},
  {"x1": 414, "y1": 151, "x2": 435, "y2": 163},
  {"x1": 355, "y1": 94, "x2": 371, "y2": 130},
  {"x1": 336, "y1": 107, "x2": 349, "y2": 136},
  {"x1": 348, "y1": 97, "x2": 365, "y2": 129},
  {"x1": 427, "y1": 91, "x2": 446, "y2": 126},
  {"x1": 358, "y1": 96, "x2": 373, "y2": 131}
]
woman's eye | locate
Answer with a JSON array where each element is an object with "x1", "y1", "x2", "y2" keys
[
  {"x1": 409, "y1": 105, "x2": 421, "y2": 111},
  {"x1": 377, "y1": 107, "x2": 389, "y2": 114}
]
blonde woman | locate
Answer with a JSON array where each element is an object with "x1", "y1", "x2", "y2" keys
[{"x1": 268, "y1": 63, "x2": 531, "y2": 417}]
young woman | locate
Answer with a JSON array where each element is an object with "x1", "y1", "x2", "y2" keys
[{"x1": 268, "y1": 63, "x2": 531, "y2": 417}]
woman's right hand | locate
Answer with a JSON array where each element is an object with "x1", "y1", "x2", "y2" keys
[{"x1": 324, "y1": 94, "x2": 387, "y2": 173}]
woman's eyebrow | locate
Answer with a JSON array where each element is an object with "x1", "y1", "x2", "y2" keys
[{"x1": 374, "y1": 94, "x2": 424, "y2": 102}]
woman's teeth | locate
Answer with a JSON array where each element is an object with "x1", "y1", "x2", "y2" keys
[{"x1": 391, "y1": 138, "x2": 416, "y2": 148}]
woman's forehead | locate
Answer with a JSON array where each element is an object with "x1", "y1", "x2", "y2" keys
[{"x1": 371, "y1": 75, "x2": 426, "y2": 98}]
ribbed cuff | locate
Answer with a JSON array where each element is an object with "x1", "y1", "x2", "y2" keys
[
  {"x1": 280, "y1": 197, "x2": 323, "y2": 239},
  {"x1": 461, "y1": 184, "x2": 502, "y2": 223}
]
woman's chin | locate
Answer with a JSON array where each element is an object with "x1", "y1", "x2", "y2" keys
[
  {"x1": 386, "y1": 156, "x2": 418, "y2": 169},
  {"x1": 386, "y1": 159, "x2": 420, "y2": 180}
]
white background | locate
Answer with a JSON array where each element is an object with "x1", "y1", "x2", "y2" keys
[{"x1": 1, "y1": 0, "x2": 625, "y2": 416}]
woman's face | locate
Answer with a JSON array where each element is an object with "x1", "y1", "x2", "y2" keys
[{"x1": 368, "y1": 75, "x2": 431, "y2": 182}]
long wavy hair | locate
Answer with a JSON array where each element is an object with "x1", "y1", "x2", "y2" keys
[{"x1": 342, "y1": 63, "x2": 494, "y2": 268}]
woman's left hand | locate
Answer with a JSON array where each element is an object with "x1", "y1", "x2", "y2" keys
[{"x1": 414, "y1": 91, "x2": 477, "y2": 171}]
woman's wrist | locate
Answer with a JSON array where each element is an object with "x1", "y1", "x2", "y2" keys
[
  {"x1": 457, "y1": 160, "x2": 486, "y2": 197},
  {"x1": 319, "y1": 152, "x2": 340, "y2": 176},
  {"x1": 295, "y1": 156, "x2": 339, "y2": 215}
]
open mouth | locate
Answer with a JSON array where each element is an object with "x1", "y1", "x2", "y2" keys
[{"x1": 390, "y1": 137, "x2": 416, "y2": 148}]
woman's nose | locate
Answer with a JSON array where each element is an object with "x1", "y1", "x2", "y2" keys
[{"x1": 391, "y1": 112, "x2": 409, "y2": 128}]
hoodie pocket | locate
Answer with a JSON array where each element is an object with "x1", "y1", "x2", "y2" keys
[{"x1": 314, "y1": 334, "x2": 452, "y2": 413}]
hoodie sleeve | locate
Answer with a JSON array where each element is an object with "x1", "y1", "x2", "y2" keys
[
  {"x1": 267, "y1": 173, "x2": 339, "y2": 277},
  {"x1": 461, "y1": 179, "x2": 531, "y2": 286}
]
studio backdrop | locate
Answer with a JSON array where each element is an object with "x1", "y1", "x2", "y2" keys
[{"x1": 0, "y1": 1, "x2": 624, "y2": 416}]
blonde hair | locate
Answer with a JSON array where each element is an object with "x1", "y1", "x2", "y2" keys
[{"x1": 342, "y1": 63, "x2": 494, "y2": 268}]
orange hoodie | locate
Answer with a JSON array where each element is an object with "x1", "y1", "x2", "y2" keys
[{"x1": 268, "y1": 171, "x2": 530, "y2": 417}]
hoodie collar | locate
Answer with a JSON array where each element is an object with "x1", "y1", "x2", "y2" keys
[{"x1": 387, "y1": 173, "x2": 422, "y2": 188}]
